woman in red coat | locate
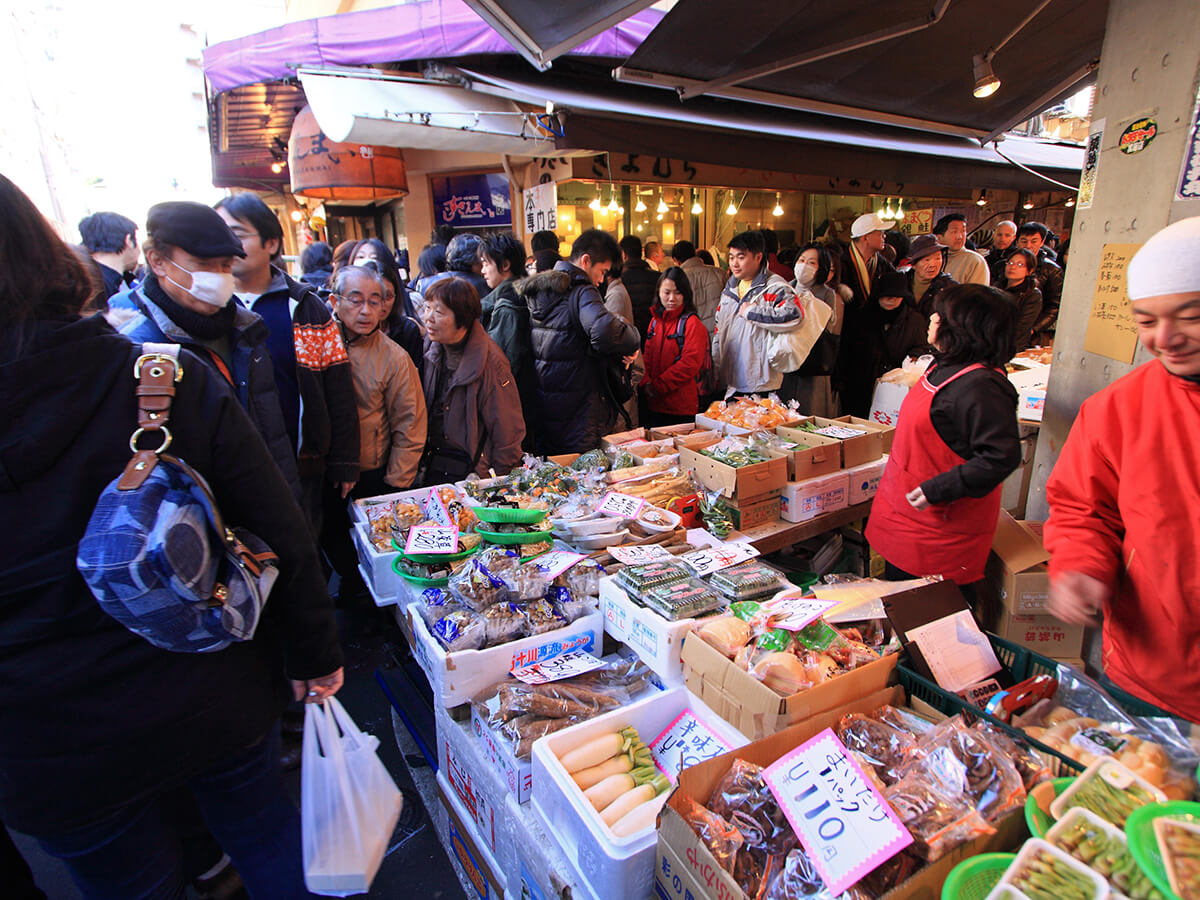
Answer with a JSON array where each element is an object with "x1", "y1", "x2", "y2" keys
[{"x1": 640, "y1": 266, "x2": 711, "y2": 426}]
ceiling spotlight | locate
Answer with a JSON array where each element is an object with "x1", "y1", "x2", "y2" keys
[
  {"x1": 656, "y1": 213, "x2": 664, "y2": 221},
  {"x1": 1065, "y1": 198, "x2": 1076, "y2": 207},
  {"x1": 725, "y1": 197, "x2": 738, "y2": 215},
  {"x1": 894, "y1": 198, "x2": 905, "y2": 220},
  {"x1": 976, "y1": 190, "x2": 988, "y2": 206},
  {"x1": 656, "y1": 195, "x2": 669, "y2": 214},
  {"x1": 634, "y1": 195, "x2": 647, "y2": 213},
  {"x1": 607, "y1": 193, "x2": 620, "y2": 213},
  {"x1": 973, "y1": 53, "x2": 1000, "y2": 99},
  {"x1": 290, "y1": 210, "x2": 304, "y2": 222},
  {"x1": 772, "y1": 193, "x2": 784, "y2": 217},
  {"x1": 270, "y1": 161, "x2": 285, "y2": 174},
  {"x1": 691, "y1": 197, "x2": 703, "y2": 215},
  {"x1": 1023, "y1": 199, "x2": 1035, "y2": 210},
  {"x1": 588, "y1": 192, "x2": 602, "y2": 211},
  {"x1": 636, "y1": 224, "x2": 643, "y2": 232}
]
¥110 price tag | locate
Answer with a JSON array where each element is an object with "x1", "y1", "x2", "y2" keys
[
  {"x1": 649, "y1": 709, "x2": 736, "y2": 784},
  {"x1": 597, "y1": 491, "x2": 645, "y2": 518},
  {"x1": 524, "y1": 549, "x2": 585, "y2": 579},
  {"x1": 607, "y1": 543, "x2": 672, "y2": 565},
  {"x1": 763, "y1": 729, "x2": 912, "y2": 895},
  {"x1": 404, "y1": 525, "x2": 459, "y2": 555},
  {"x1": 510, "y1": 650, "x2": 606, "y2": 684}
]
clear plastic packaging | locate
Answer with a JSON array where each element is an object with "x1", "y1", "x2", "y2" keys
[
  {"x1": 763, "y1": 848, "x2": 835, "y2": 900},
  {"x1": 643, "y1": 576, "x2": 725, "y2": 620},
  {"x1": 499, "y1": 562, "x2": 553, "y2": 601},
  {"x1": 521, "y1": 597, "x2": 569, "y2": 635},
  {"x1": 544, "y1": 585, "x2": 592, "y2": 624},
  {"x1": 998, "y1": 839, "x2": 1109, "y2": 900},
  {"x1": 883, "y1": 768, "x2": 995, "y2": 861},
  {"x1": 482, "y1": 601, "x2": 527, "y2": 646},
  {"x1": 872, "y1": 704, "x2": 936, "y2": 737},
  {"x1": 709, "y1": 561, "x2": 788, "y2": 601},
  {"x1": 1050, "y1": 758, "x2": 1167, "y2": 827},
  {"x1": 430, "y1": 608, "x2": 486, "y2": 652},
  {"x1": 414, "y1": 586, "x2": 462, "y2": 628},
  {"x1": 448, "y1": 552, "x2": 513, "y2": 610},
  {"x1": 905, "y1": 717, "x2": 1027, "y2": 823},
  {"x1": 682, "y1": 797, "x2": 743, "y2": 875},
  {"x1": 557, "y1": 557, "x2": 604, "y2": 598},
  {"x1": 708, "y1": 759, "x2": 798, "y2": 896},
  {"x1": 974, "y1": 721, "x2": 1051, "y2": 792},
  {"x1": 614, "y1": 559, "x2": 691, "y2": 601},
  {"x1": 835, "y1": 713, "x2": 917, "y2": 784}
]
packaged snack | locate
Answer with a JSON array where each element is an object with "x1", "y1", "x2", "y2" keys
[
  {"x1": 431, "y1": 609, "x2": 485, "y2": 652},
  {"x1": 709, "y1": 759, "x2": 798, "y2": 896},
  {"x1": 522, "y1": 597, "x2": 569, "y2": 635},
  {"x1": 643, "y1": 577, "x2": 724, "y2": 621},
  {"x1": 836, "y1": 713, "x2": 917, "y2": 784},
  {"x1": 697, "y1": 615, "x2": 753, "y2": 658},
  {"x1": 614, "y1": 560, "x2": 691, "y2": 600},
  {"x1": 906, "y1": 717, "x2": 1026, "y2": 823},
  {"x1": 499, "y1": 561, "x2": 553, "y2": 601},
  {"x1": 974, "y1": 721, "x2": 1052, "y2": 792},
  {"x1": 763, "y1": 848, "x2": 836, "y2": 900},
  {"x1": 682, "y1": 797, "x2": 743, "y2": 875},
  {"x1": 414, "y1": 586, "x2": 462, "y2": 628},
  {"x1": 884, "y1": 768, "x2": 995, "y2": 860},
  {"x1": 709, "y1": 561, "x2": 788, "y2": 601},
  {"x1": 501, "y1": 714, "x2": 579, "y2": 759},
  {"x1": 751, "y1": 651, "x2": 811, "y2": 696},
  {"x1": 872, "y1": 704, "x2": 936, "y2": 737},
  {"x1": 449, "y1": 554, "x2": 511, "y2": 610},
  {"x1": 560, "y1": 557, "x2": 603, "y2": 598},
  {"x1": 394, "y1": 501, "x2": 425, "y2": 531},
  {"x1": 545, "y1": 585, "x2": 592, "y2": 623},
  {"x1": 364, "y1": 500, "x2": 398, "y2": 538},
  {"x1": 483, "y1": 601, "x2": 527, "y2": 646}
]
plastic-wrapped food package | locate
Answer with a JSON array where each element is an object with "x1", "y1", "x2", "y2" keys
[
  {"x1": 494, "y1": 682, "x2": 624, "y2": 720},
  {"x1": 544, "y1": 585, "x2": 592, "y2": 623},
  {"x1": 483, "y1": 601, "x2": 527, "y2": 646},
  {"x1": 696, "y1": 615, "x2": 754, "y2": 659},
  {"x1": 431, "y1": 609, "x2": 486, "y2": 652},
  {"x1": 709, "y1": 760, "x2": 797, "y2": 858},
  {"x1": 414, "y1": 586, "x2": 462, "y2": 628},
  {"x1": 974, "y1": 721, "x2": 1051, "y2": 791},
  {"x1": 499, "y1": 562, "x2": 553, "y2": 601},
  {"x1": 682, "y1": 797, "x2": 743, "y2": 875},
  {"x1": 872, "y1": 704, "x2": 936, "y2": 737},
  {"x1": 501, "y1": 714, "x2": 579, "y2": 758},
  {"x1": 709, "y1": 561, "x2": 788, "y2": 601},
  {"x1": 449, "y1": 553, "x2": 512, "y2": 610},
  {"x1": 521, "y1": 597, "x2": 569, "y2": 635},
  {"x1": 883, "y1": 768, "x2": 995, "y2": 861},
  {"x1": 835, "y1": 714, "x2": 917, "y2": 784},
  {"x1": 559, "y1": 558, "x2": 603, "y2": 598},
  {"x1": 763, "y1": 848, "x2": 836, "y2": 900},
  {"x1": 906, "y1": 717, "x2": 1026, "y2": 823}
]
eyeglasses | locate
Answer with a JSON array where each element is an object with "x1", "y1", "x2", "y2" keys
[{"x1": 336, "y1": 292, "x2": 383, "y2": 311}]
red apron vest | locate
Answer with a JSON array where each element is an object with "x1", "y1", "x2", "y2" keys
[{"x1": 865, "y1": 364, "x2": 1003, "y2": 584}]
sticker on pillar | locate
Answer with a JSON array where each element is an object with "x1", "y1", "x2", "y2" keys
[
  {"x1": 1077, "y1": 117, "x2": 1104, "y2": 210},
  {"x1": 1118, "y1": 117, "x2": 1157, "y2": 155}
]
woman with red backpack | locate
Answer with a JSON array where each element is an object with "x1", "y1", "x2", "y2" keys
[{"x1": 640, "y1": 266, "x2": 712, "y2": 426}]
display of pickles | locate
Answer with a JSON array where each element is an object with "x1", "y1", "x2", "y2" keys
[
  {"x1": 1051, "y1": 812, "x2": 1164, "y2": 900},
  {"x1": 1060, "y1": 766, "x2": 1160, "y2": 827},
  {"x1": 1005, "y1": 846, "x2": 1103, "y2": 900}
]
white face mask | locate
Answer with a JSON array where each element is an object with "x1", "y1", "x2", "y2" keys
[
  {"x1": 795, "y1": 262, "x2": 817, "y2": 287},
  {"x1": 164, "y1": 258, "x2": 235, "y2": 308}
]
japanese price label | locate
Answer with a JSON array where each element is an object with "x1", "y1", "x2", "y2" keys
[
  {"x1": 510, "y1": 650, "x2": 606, "y2": 685},
  {"x1": 816, "y1": 425, "x2": 868, "y2": 440},
  {"x1": 650, "y1": 710, "x2": 735, "y2": 783},
  {"x1": 680, "y1": 540, "x2": 759, "y2": 577},
  {"x1": 764, "y1": 729, "x2": 913, "y2": 895},
  {"x1": 608, "y1": 543, "x2": 673, "y2": 565},
  {"x1": 404, "y1": 525, "x2": 459, "y2": 555},
  {"x1": 523, "y1": 549, "x2": 585, "y2": 579},
  {"x1": 423, "y1": 488, "x2": 456, "y2": 527},
  {"x1": 758, "y1": 596, "x2": 840, "y2": 632},
  {"x1": 598, "y1": 491, "x2": 645, "y2": 518}
]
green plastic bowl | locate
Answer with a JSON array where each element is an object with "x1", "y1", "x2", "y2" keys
[
  {"x1": 941, "y1": 852, "x2": 1017, "y2": 900},
  {"x1": 472, "y1": 506, "x2": 548, "y2": 524},
  {"x1": 1025, "y1": 777, "x2": 1075, "y2": 838},
  {"x1": 389, "y1": 541, "x2": 479, "y2": 565},
  {"x1": 1125, "y1": 800, "x2": 1200, "y2": 900},
  {"x1": 475, "y1": 527, "x2": 554, "y2": 545}
]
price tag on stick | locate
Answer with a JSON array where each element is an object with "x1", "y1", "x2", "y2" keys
[
  {"x1": 764, "y1": 729, "x2": 913, "y2": 895},
  {"x1": 404, "y1": 525, "x2": 459, "y2": 555},
  {"x1": 597, "y1": 491, "x2": 645, "y2": 518}
]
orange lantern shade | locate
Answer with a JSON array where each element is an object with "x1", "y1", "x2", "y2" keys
[{"x1": 288, "y1": 105, "x2": 408, "y2": 201}]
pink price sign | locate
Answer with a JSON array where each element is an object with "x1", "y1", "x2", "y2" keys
[{"x1": 763, "y1": 729, "x2": 913, "y2": 895}]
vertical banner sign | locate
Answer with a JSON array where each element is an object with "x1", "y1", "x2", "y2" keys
[
  {"x1": 1078, "y1": 118, "x2": 1105, "y2": 210},
  {"x1": 1083, "y1": 243, "x2": 1143, "y2": 363},
  {"x1": 1177, "y1": 83, "x2": 1200, "y2": 201},
  {"x1": 523, "y1": 182, "x2": 558, "y2": 235},
  {"x1": 764, "y1": 729, "x2": 913, "y2": 895}
]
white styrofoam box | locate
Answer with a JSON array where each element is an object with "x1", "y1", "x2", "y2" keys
[
  {"x1": 780, "y1": 470, "x2": 851, "y2": 523},
  {"x1": 471, "y1": 700, "x2": 533, "y2": 805},
  {"x1": 438, "y1": 770, "x2": 507, "y2": 900},
  {"x1": 359, "y1": 562, "x2": 400, "y2": 608},
  {"x1": 350, "y1": 486, "x2": 440, "y2": 525},
  {"x1": 407, "y1": 603, "x2": 605, "y2": 708},
  {"x1": 352, "y1": 522, "x2": 401, "y2": 598},
  {"x1": 503, "y1": 792, "x2": 585, "y2": 900},
  {"x1": 599, "y1": 575, "x2": 693, "y2": 686},
  {"x1": 845, "y1": 456, "x2": 888, "y2": 505},
  {"x1": 530, "y1": 687, "x2": 748, "y2": 900}
]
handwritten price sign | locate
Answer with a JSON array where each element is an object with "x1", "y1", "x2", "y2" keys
[
  {"x1": 608, "y1": 543, "x2": 673, "y2": 565},
  {"x1": 759, "y1": 596, "x2": 840, "y2": 631},
  {"x1": 679, "y1": 540, "x2": 759, "y2": 577},
  {"x1": 510, "y1": 650, "x2": 606, "y2": 685},
  {"x1": 598, "y1": 491, "x2": 645, "y2": 518},
  {"x1": 764, "y1": 729, "x2": 912, "y2": 895},
  {"x1": 423, "y1": 488, "x2": 456, "y2": 527},
  {"x1": 404, "y1": 525, "x2": 459, "y2": 555},
  {"x1": 649, "y1": 710, "x2": 738, "y2": 783},
  {"x1": 524, "y1": 550, "x2": 585, "y2": 579}
]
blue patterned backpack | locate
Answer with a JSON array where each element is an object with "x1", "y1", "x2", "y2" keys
[{"x1": 76, "y1": 344, "x2": 279, "y2": 652}]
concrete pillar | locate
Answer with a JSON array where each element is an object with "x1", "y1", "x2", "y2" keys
[{"x1": 1026, "y1": 0, "x2": 1200, "y2": 520}]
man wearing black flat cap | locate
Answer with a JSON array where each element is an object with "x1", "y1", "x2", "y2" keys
[{"x1": 120, "y1": 201, "x2": 300, "y2": 498}]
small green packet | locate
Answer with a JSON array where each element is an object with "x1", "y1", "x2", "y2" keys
[{"x1": 795, "y1": 618, "x2": 839, "y2": 651}]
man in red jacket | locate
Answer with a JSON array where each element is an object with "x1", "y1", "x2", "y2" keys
[{"x1": 1045, "y1": 216, "x2": 1200, "y2": 723}]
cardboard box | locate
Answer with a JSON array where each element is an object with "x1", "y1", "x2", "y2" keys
[
  {"x1": 986, "y1": 510, "x2": 1050, "y2": 614},
  {"x1": 680, "y1": 631, "x2": 898, "y2": 739},
  {"x1": 726, "y1": 494, "x2": 781, "y2": 530},
  {"x1": 773, "y1": 425, "x2": 844, "y2": 480},
  {"x1": 649, "y1": 422, "x2": 705, "y2": 441},
  {"x1": 547, "y1": 453, "x2": 580, "y2": 466},
  {"x1": 673, "y1": 429, "x2": 722, "y2": 451},
  {"x1": 601, "y1": 428, "x2": 650, "y2": 451},
  {"x1": 799, "y1": 416, "x2": 885, "y2": 467},
  {"x1": 846, "y1": 457, "x2": 888, "y2": 505},
  {"x1": 837, "y1": 415, "x2": 897, "y2": 453},
  {"x1": 695, "y1": 413, "x2": 803, "y2": 436},
  {"x1": 439, "y1": 777, "x2": 506, "y2": 900},
  {"x1": 678, "y1": 445, "x2": 788, "y2": 504},
  {"x1": 990, "y1": 611, "x2": 1085, "y2": 659},
  {"x1": 655, "y1": 685, "x2": 1027, "y2": 900},
  {"x1": 780, "y1": 471, "x2": 850, "y2": 523}
]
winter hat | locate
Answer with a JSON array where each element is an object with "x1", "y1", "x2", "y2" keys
[
  {"x1": 908, "y1": 233, "x2": 948, "y2": 263},
  {"x1": 1127, "y1": 217, "x2": 1200, "y2": 299},
  {"x1": 871, "y1": 268, "x2": 915, "y2": 305},
  {"x1": 851, "y1": 213, "x2": 895, "y2": 239},
  {"x1": 146, "y1": 202, "x2": 245, "y2": 258}
]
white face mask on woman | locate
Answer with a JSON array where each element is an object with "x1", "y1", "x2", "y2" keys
[
  {"x1": 165, "y1": 258, "x2": 235, "y2": 308},
  {"x1": 795, "y1": 260, "x2": 817, "y2": 287}
]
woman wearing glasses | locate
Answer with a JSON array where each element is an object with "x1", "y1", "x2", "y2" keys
[{"x1": 999, "y1": 248, "x2": 1044, "y2": 353}]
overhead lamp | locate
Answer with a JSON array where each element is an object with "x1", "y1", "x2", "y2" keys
[
  {"x1": 976, "y1": 190, "x2": 988, "y2": 206},
  {"x1": 691, "y1": 196, "x2": 703, "y2": 215},
  {"x1": 636, "y1": 224, "x2": 643, "y2": 232},
  {"x1": 618, "y1": 206, "x2": 624, "y2": 215},
  {"x1": 878, "y1": 199, "x2": 894, "y2": 220},
  {"x1": 1023, "y1": 199, "x2": 1035, "y2": 210},
  {"x1": 894, "y1": 198, "x2": 905, "y2": 220},
  {"x1": 290, "y1": 210, "x2": 304, "y2": 222},
  {"x1": 1065, "y1": 197, "x2": 1076, "y2": 207},
  {"x1": 656, "y1": 213, "x2": 664, "y2": 221},
  {"x1": 772, "y1": 193, "x2": 784, "y2": 217},
  {"x1": 634, "y1": 195, "x2": 647, "y2": 213},
  {"x1": 270, "y1": 161, "x2": 285, "y2": 174},
  {"x1": 725, "y1": 195, "x2": 738, "y2": 215},
  {"x1": 607, "y1": 190, "x2": 620, "y2": 213},
  {"x1": 588, "y1": 191, "x2": 602, "y2": 211},
  {"x1": 973, "y1": 53, "x2": 1000, "y2": 99},
  {"x1": 656, "y1": 195, "x2": 669, "y2": 214}
]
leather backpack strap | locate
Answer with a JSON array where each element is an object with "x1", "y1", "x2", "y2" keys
[{"x1": 118, "y1": 343, "x2": 184, "y2": 491}]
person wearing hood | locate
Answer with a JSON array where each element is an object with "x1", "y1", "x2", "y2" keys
[
  {"x1": 0, "y1": 173, "x2": 343, "y2": 899},
  {"x1": 838, "y1": 267, "x2": 930, "y2": 417},
  {"x1": 1045, "y1": 217, "x2": 1200, "y2": 723},
  {"x1": 906, "y1": 233, "x2": 959, "y2": 319},
  {"x1": 121, "y1": 201, "x2": 300, "y2": 499},
  {"x1": 419, "y1": 278, "x2": 525, "y2": 483},
  {"x1": 517, "y1": 229, "x2": 640, "y2": 454}
]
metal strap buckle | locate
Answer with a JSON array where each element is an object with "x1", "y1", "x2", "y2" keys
[
  {"x1": 132, "y1": 353, "x2": 183, "y2": 382},
  {"x1": 129, "y1": 426, "x2": 173, "y2": 454}
]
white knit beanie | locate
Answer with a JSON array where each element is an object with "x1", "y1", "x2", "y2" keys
[{"x1": 1127, "y1": 216, "x2": 1200, "y2": 300}]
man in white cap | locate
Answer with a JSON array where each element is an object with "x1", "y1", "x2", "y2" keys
[
  {"x1": 1045, "y1": 216, "x2": 1200, "y2": 723},
  {"x1": 833, "y1": 213, "x2": 898, "y2": 411}
]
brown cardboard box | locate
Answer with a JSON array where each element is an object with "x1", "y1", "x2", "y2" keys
[
  {"x1": 547, "y1": 453, "x2": 580, "y2": 466},
  {"x1": 655, "y1": 685, "x2": 1027, "y2": 900},
  {"x1": 600, "y1": 428, "x2": 650, "y2": 451},
  {"x1": 773, "y1": 425, "x2": 844, "y2": 480},
  {"x1": 725, "y1": 495, "x2": 781, "y2": 530},
  {"x1": 649, "y1": 422, "x2": 704, "y2": 441},
  {"x1": 678, "y1": 445, "x2": 788, "y2": 504},
  {"x1": 799, "y1": 416, "x2": 885, "y2": 467},
  {"x1": 837, "y1": 415, "x2": 897, "y2": 453},
  {"x1": 990, "y1": 611, "x2": 1085, "y2": 659},
  {"x1": 986, "y1": 510, "x2": 1051, "y2": 614},
  {"x1": 674, "y1": 429, "x2": 722, "y2": 451},
  {"x1": 679, "y1": 632, "x2": 898, "y2": 739}
]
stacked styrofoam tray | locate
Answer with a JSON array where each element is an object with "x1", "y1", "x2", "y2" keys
[
  {"x1": 530, "y1": 686, "x2": 748, "y2": 900},
  {"x1": 406, "y1": 604, "x2": 604, "y2": 708},
  {"x1": 351, "y1": 523, "x2": 401, "y2": 599},
  {"x1": 598, "y1": 575, "x2": 695, "y2": 686},
  {"x1": 358, "y1": 562, "x2": 399, "y2": 608}
]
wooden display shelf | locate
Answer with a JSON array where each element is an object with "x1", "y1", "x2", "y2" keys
[{"x1": 739, "y1": 500, "x2": 873, "y2": 554}]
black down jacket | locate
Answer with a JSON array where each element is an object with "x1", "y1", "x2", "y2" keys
[{"x1": 517, "y1": 262, "x2": 639, "y2": 454}]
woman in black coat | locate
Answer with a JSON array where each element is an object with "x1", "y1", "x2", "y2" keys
[
  {"x1": 998, "y1": 248, "x2": 1044, "y2": 353},
  {"x1": 0, "y1": 175, "x2": 342, "y2": 898}
]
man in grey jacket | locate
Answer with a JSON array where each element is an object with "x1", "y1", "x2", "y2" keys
[{"x1": 672, "y1": 240, "x2": 724, "y2": 334}]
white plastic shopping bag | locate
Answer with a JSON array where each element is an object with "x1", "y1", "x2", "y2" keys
[
  {"x1": 869, "y1": 354, "x2": 934, "y2": 426},
  {"x1": 302, "y1": 697, "x2": 403, "y2": 896}
]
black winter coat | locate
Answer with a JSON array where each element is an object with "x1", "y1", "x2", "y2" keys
[
  {"x1": 909, "y1": 271, "x2": 958, "y2": 320},
  {"x1": 619, "y1": 259, "x2": 658, "y2": 340},
  {"x1": 839, "y1": 299, "x2": 929, "y2": 418},
  {"x1": 0, "y1": 315, "x2": 342, "y2": 835},
  {"x1": 1003, "y1": 278, "x2": 1044, "y2": 353},
  {"x1": 1031, "y1": 254, "x2": 1064, "y2": 335},
  {"x1": 517, "y1": 262, "x2": 640, "y2": 454}
]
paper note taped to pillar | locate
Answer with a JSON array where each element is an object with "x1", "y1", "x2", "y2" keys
[{"x1": 1084, "y1": 242, "x2": 1142, "y2": 364}]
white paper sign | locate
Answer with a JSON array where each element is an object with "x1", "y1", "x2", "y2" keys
[
  {"x1": 598, "y1": 491, "x2": 645, "y2": 518},
  {"x1": 423, "y1": 488, "x2": 455, "y2": 527},
  {"x1": 759, "y1": 596, "x2": 840, "y2": 631},
  {"x1": 650, "y1": 710, "x2": 735, "y2": 783},
  {"x1": 764, "y1": 729, "x2": 913, "y2": 895},
  {"x1": 680, "y1": 540, "x2": 760, "y2": 577},
  {"x1": 817, "y1": 425, "x2": 868, "y2": 440},
  {"x1": 906, "y1": 609, "x2": 1002, "y2": 693},
  {"x1": 523, "y1": 181, "x2": 558, "y2": 234},
  {"x1": 404, "y1": 525, "x2": 460, "y2": 555},
  {"x1": 510, "y1": 649, "x2": 605, "y2": 684},
  {"x1": 608, "y1": 543, "x2": 673, "y2": 565},
  {"x1": 523, "y1": 549, "x2": 585, "y2": 579}
]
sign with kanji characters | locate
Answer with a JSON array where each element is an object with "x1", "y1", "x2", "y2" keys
[
  {"x1": 598, "y1": 491, "x2": 645, "y2": 518},
  {"x1": 523, "y1": 550, "x2": 585, "y2": 579},
  {"x1": 1078, "y1": 118, "x2": 1105, "y2": 209},
  {"x1": 522, "y1": 182, "x2": 558, "y2": 235},
  {"x1": 764, "y1": 729, "x2": 913, "y2": 895},
  {"x1": 511, "y1": 650, "x2": 606, "y2": 685},
  {"x1": 430, "y1": 173, "x2": 512, "y2": 229},
  {"x1": 679, "y1": 541, "x2": 759, "y2": 577},
  {"x1": 1178, "y1": 86, "x2": 1200, "y2": 200},
  {"x1": 404, "y1": 525, "x2": 459, "y2": 555},
  {"x1": 1084, "y1": 243, "x2": 1143, "y2": 363},
  {"x1": 649, "y1": 710, "x2": 735, "y2": 783},
  {"x1": 758, "y1": 596, "x2": 840, "y2": 632},
  {"x1": 423, "y1": 488, "x2": 455, "y2": 527},
  {"x1": 608, "y1": 543, "x2": 673, "y2": 565},
  {"x1": 509, "y1": 630, "x2": 595, "y2": 670}
]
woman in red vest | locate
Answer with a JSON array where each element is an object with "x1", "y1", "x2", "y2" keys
[
  {"x1": 641, "y1": 266, "x2": 711, "y2": 426},
  {"x1": 865, "y1": 284, "x2": 1022, "y2": 603}
]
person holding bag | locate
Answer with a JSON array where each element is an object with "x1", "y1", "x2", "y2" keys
[{"x1": 0, "y1": 174, "x2": 343, "y2": 898}]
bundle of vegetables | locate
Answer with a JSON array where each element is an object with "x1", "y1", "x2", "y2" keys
[
  {"x1": 1057, "y1": 762, "x2": 1161, "y2": 827},
  {"x1": 699, "y1": 437, "x2": 770, "y2": 468},
  {"x1": 1051, "y1": 810, "x2": 1164, "y2": 900},
  {"x1": 603, "y1": 469, "x2": 694, "y2": 508},
  {"x1": 699, "y1": 491, "x2": 733, "y2": 538},
  {"x1": 1004, "y1": 845, "x2": 1103, "y2": 900},
  {"x1": 1158, "y1": 819, "x2": 1200, "y2": 900},
  {"x1": 559, "y1": 725, "x2": 671, "y2": 837}
]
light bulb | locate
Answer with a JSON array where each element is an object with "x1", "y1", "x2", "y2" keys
[
  {"x1": 588, "y1": 194, "x2": 602, "y2": 211},
  {"x1": 270, "y1": 161, "x2": 284, "y2": 174},
  {"x1": 617, "y1": 206, "x2": 624, "y2": 215},
  {"x1": 1065, "y1": 198, "x2": 1076, "y2": 207},
  {"x1": 290, "y1": 210, "x2": 304, "y2": 222},
  {"x1": 725, "y1": 200, "x2": 738, "y2": 215},
  {"x1": 636, "y1": 224, "x2": 642, "y2": 232},
  {"x1": 1023, "y1": 200, "x2": 1034, "y2": 210},
  {"x1": 691, "y1": 199, "x2": 703, "y2": 215},
  {"x1": 607, "y1": 195, "x2": 620, "y2": 212},
  {"x1": 634, "y1": 197, "x2": 647, "y2": 213},
  {"x1": 894, "y1": 200, "x2": 904, "y2": 220},
  {"x1": 656, "y1": 213, "x2": 663, "y2": 221},
  {"x1": 656, "y1": 197, "x2": 669, "y2": 214},
  {"x1": 772, "y1": 193, "x2": 784, "y2": 217},
  {"x1": 977, "y1": 196, "x2": 987, "y2": 206}
]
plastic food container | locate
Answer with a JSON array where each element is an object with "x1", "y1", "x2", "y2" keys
[
  {"x1": 598, "y1": 575, "x2": 696, "y2": 686},
  {"x1": 941, "y1": 853, "x2": 1018, "y2": 900},
  {"x1": 635, "y1": 506, "x2": 681, "y2": 534},
  {"x1": 997, "y1": 839, "x2": 1110, "y2": 900},
  {"x1": 1047, "y1": 807, "x2": 1148, "y2": 900},
  {"x1": 566, "y1": 516, "x2": 631, "y2": 537},
  {"x1": 1125, "y1": 800, "x2": 1200, "y2": 900},
  {"x1": 573, "y1": 530, "x2": 630, "y2": 550},
  {"x1": 708, "y1": 560, "x2": 788, "y2": 601},
  {"x1": 1051, "y1": 758, "x2": 1167, "y2": 827}
]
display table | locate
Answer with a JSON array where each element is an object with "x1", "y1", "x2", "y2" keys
[{"x1": 740, "y1": 500, "x2": 873, "y2": 554}]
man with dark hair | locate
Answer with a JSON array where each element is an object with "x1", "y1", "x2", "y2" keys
[
  {"x1": 300, "y1": 241, "x2": 334, "y2": 290},
  {"x1": 480, "y1": 232, "x2": 537, "y2": 446},
  {"x1": 1016, "y1": 221, "x2": 1065, "y2": 338},
  {"x1": 672, "y1": 239, "x2": 724, "y2": 333},
  {"x1": 78, "y1": 211, "x2": 139, "y2": 300},
  {"x1": 446, "y1": 232, "x2": 490, "y2": 298},
  {"x1": 761, "y1": 229, "x2": 792, "y2": 281},
  {"x1": 531, "y1": 230, "x2": 560, "y2": 254},
  {"x1": 517, "y1": 228, "x2": 640, "y2": 453},
  {"x1": 712, "y1": 229, "x2": 802, "y2": 396},
  {"x1": 618, "y1": 234, "x2": 658, "y2": 339},
  {"x1": 933, "y1": 213, "x2": 989, "y2": 285},
  {"x1": 214, "y1": 193, "x2": 359, "y2": 536}
]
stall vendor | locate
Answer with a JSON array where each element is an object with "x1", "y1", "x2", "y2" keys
[{"x1": 1045, "y1": 216, "x2": 1200, "y2": 723}]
